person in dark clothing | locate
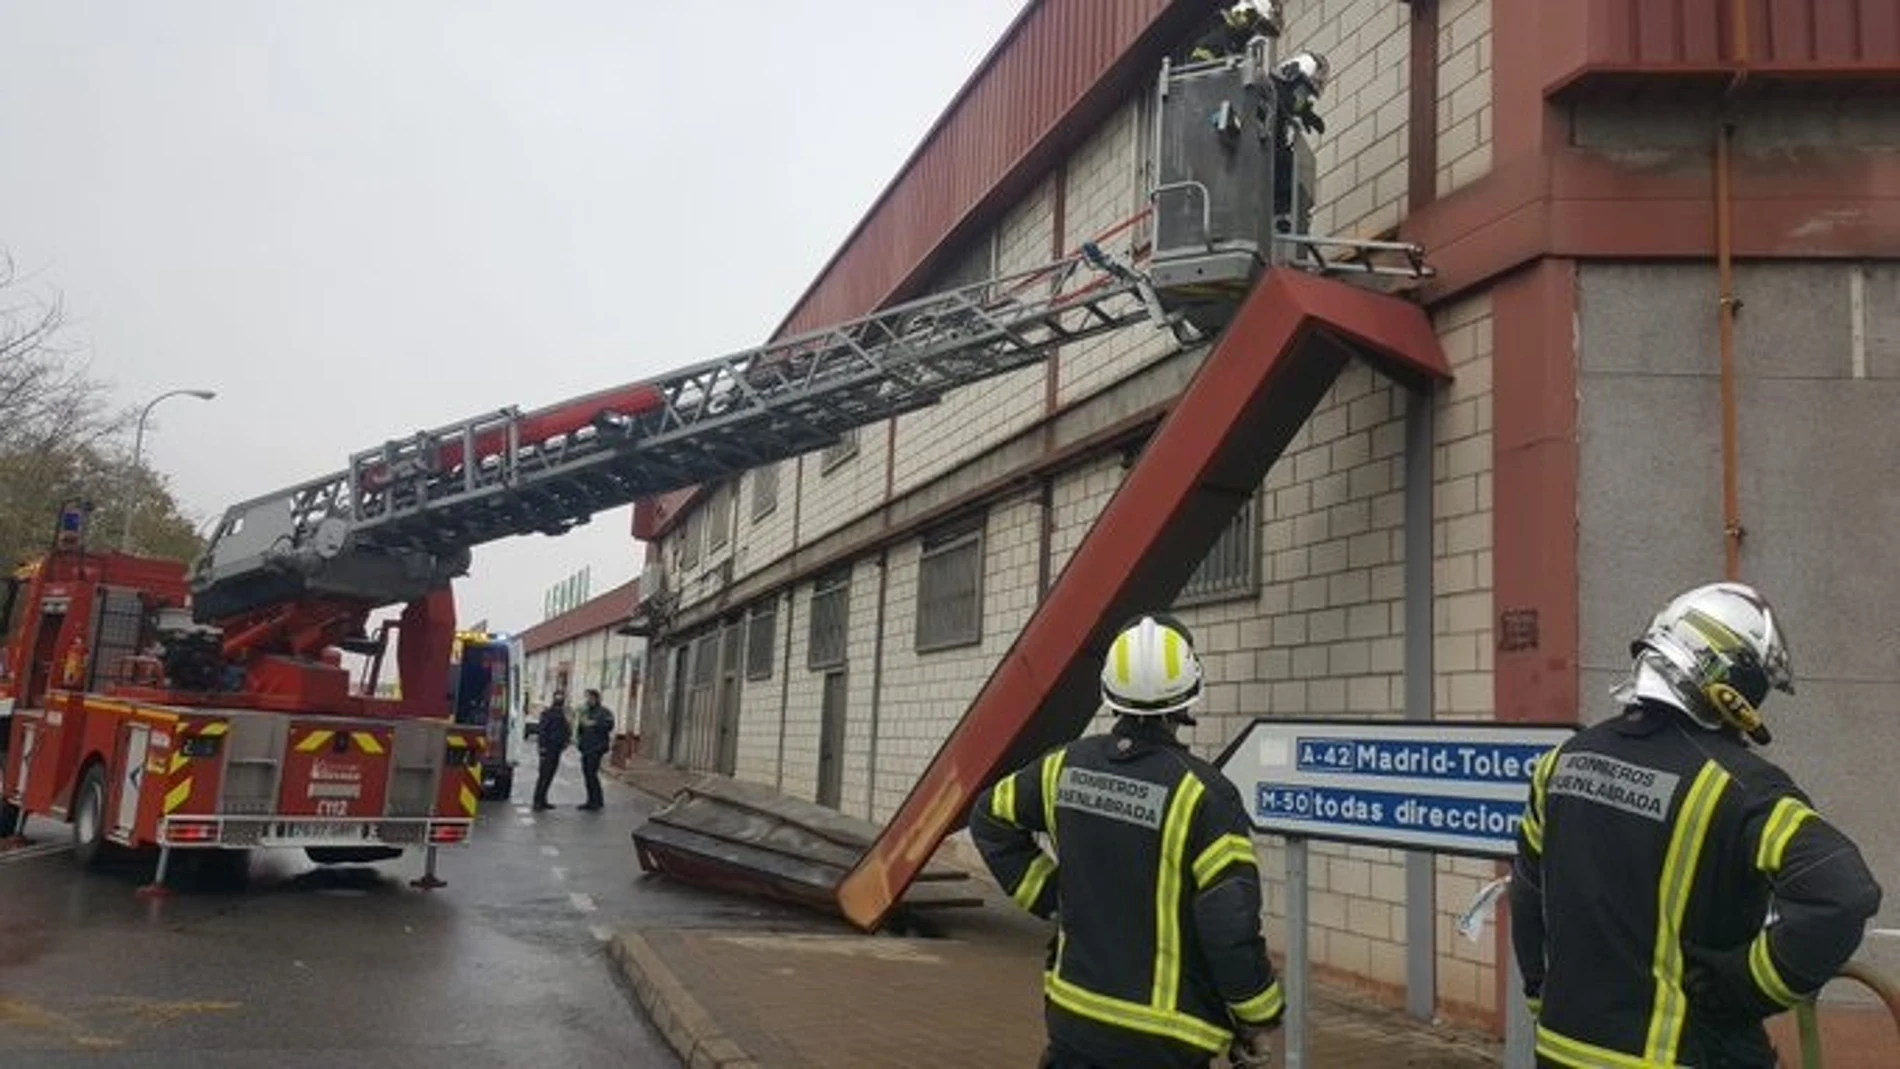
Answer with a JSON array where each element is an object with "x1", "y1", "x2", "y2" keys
[
  {"x1": 1175, "y1": 0, "x2": 1281, "y2": 63},
  {"x1": 531, "y1": 692, "x2": 570, "y2": 811},
  {"x1": 972, "y1": 614, "x2": 1281, "y2": 1069},
  {"x1": 574, "y1": 688, "x2": 614, "y2": 811},
  {"x1": 1513, "y1": 581, "x2": 1882, "y2": 1068}
]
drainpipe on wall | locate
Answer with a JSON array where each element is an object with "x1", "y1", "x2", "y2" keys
[
  {"x1": 867, "y1": 549, "x2": 889, "y2": 821},
  {"x1": 1716, "y1": 0, "x2": 1751, "y2": 580},
  {"x1": 776, "y1": 588, "x2": 794, "y2": 791}
]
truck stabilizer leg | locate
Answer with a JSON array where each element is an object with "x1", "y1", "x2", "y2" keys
[
  {"x1": 136, "y1": 845, "x2": 175, "y2": 899},
  {"x1": 410, "y1": 845, "x2": 446, "y2": 890}
]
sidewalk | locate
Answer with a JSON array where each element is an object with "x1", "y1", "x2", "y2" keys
[{"x1": 608, "y1": 757, "x2": 1503, "y2": 1069}]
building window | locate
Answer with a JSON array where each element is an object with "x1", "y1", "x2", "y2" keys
[
  {"x1": 916, "y1": 516, "x2": 984, "y2": 652},
  {"x1": 680, "y1": 510, "x2": 702, "y2": 570},
  {"x1": 807, "y1": 570, "x2": 850, "y2": 670},
  {"x1": 820, "y1": 428, "x2": 859, "y2": 473},
  {"x1": 1176, "y1": 491, "x2": 1260, "y2": 605},
  {"x1": 706, "y1": 482, "x2": 732, "y2": 552},
  {"x1": 746, "y1": 603, "x2": 776, "y2": 680},
  {"x1": 752, "y1": 463, "x2": 779, "y2": 521}
]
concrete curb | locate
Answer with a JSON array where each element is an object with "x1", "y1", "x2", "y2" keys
[{"x1": 607, "y1": 932, "x2": 760, "y2": 1069}]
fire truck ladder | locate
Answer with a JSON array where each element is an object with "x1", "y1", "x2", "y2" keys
[{"x1": 191, "y1": 247, "x2": 1175, "y2": 621}]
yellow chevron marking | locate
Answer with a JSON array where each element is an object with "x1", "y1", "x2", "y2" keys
[
  {"x1": 163, "y1": 780, "x2": 193, "y2": 814},
  {"x1": 168, "y1": 752, "x2": 188, "y2": 775},
  {"x1": 446, "y1": 735, "x2": 468, "y2": 749},
  {"x1": 296, "y1": 730, "x2": 335, "y2": 753},
  {"x1": 350, "y1": 732, "x2": 385, "y2": 755},
  {"x1": 198, "y1": 722, "x2": 229, "y2": 737},
  {"x1": 458, "y1": 786, "x2": 478, "y2": 817}
]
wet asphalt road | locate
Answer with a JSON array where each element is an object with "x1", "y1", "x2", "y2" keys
[{"x1": 0, "y1": 753, "x2": 799, "y2": 1068}]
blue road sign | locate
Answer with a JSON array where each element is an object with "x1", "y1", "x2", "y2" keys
[{"x1": 1215, "y1": 718, "x2": 1576, "y2": 858}]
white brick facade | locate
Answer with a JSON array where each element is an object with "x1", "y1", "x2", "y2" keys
[
  {"x1": 645, "y1": 6, "x2": 1505, "y2": 1025},
  {"x1": 1437, "y1": 0, "x2": 1492, "y2": 197}
]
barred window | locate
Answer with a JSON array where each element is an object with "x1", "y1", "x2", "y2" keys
[
  {"x1": 916, "y1": 517, "x2": 984, "y2": 652},
  {"x1": 1177, "y1": 492, "x2": 1260, "y2": 605},
  {"x1": 752, "y1": 463, "x2": 779, "y2": 521},
  {"x1": 690, "y1": 632, "x2": 718, "y2": 687},
  {"x1": 746, "y1": 603, "x2": 776, "y2": 680},
  {"x1": 821, "y1": 428, "x2": 859, "y2": 472},
  {"x1": 807, "y1": 571, "x2": 850, "y2": 669},
  {"x1": 680, "y1": 510, "x2": 701, "y2": 570},
  {"x1": 706, "y1": 482, "x2": 732, "y2": 551}
]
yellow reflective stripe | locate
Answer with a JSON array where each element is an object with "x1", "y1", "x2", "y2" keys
[
  {"x1": 168, "y1": 751, "x2": 189, "y2": 775},
  {"x1": 1644, "y1": 763, "x2": 1730, "y2": 1064},
  {"x1": 163, "y1": 779, "x2": 193, "y2": 814},
  {"x1": 1522, "y1": 748, "x2": 1558, "y2": 853},
  {"x1": 1013, "y1": 853, "x2": 1056, "y2": 911},
  {"x1": 1191, "y1": 833, "x2": 1256, "y2": 889},
  {"x1": 1153, "y1": 775, "x2": 1205, "y2": 1011},
  {"x1": 1527, "y1": 996, "x2": 1543, "y2": 1019},
  {"x1": 1538, "y1": 1024, "x2": 1680, "y2": 1069},
  {"x1": 1755, "y1": 797, "x2": 1814, "y2": 874},
  {"x1": 1041, "y1": 750, "x2": 1065, "y2": 848},
  {"x1": 1229, "y1": 979, "x2": 1284, "y2": 1024},
  {"x1": 990, "y1": 775, "x2": 1019, "y2": 827},
  {"x1": 1113, "y1": 634, "x2": 1131, "y2": 686},
  {"x1": 1045, "y1": 972, "x2": 1231, "y2": 1053},
  {"x1": 297, "y1": 730, "x2": 335, "y2": 753},
  {"x1": 351, "y1": 732, "x2": 385, "y2": 755},
  {"x1": 1749, "y1": 932, "x2": 1800, "y2": 1007},
  {"x1": 197, "y1": 721, "x2": 229, "y2": 737},
  {"x1": 1162, "y1": 629, "x2": 1181, "y2": 680}
]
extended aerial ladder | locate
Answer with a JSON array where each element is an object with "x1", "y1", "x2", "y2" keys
[{"x1": 188, "y1": 243, "x2": 1183, "y2": 715}]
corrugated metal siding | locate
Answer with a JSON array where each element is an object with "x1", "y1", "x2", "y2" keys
[
  {"x1": 1584, "y1": 0, "x2": 1900, "y2": 67},
  {"x1": 776, "y1": 0, "x2": 1186, "y2": 336}
]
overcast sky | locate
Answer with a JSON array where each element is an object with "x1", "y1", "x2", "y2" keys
[{"x1": 0, "y1": 0, "x2": 1026, "y2": 635}]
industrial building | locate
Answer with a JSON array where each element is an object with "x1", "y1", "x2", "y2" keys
[
  {"x1": 626, "y1": 0, "x2": 1900, "y2": 1033},
  {"x1": 518, "y1": 578, "x2": 645, "y2": 734}
]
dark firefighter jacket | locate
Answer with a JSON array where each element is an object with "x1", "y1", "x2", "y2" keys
[
  {"x1": 1512, "y1": 701, "x2": 1882, "y2": 1068},
  {"x1": 537, "y1": 704, "x2": 571, "y2": 757},
  {"x1": 970, "y1": 718, "x2": 1282, "y2": 1068}
]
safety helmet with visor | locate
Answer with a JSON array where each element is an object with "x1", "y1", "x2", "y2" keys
[{"x1": 1612, "y1": 581, "x2": 1794, "y2": 745}]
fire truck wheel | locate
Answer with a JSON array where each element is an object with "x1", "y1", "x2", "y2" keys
[
  {"x1": 71, "y1": 764, "x2": 110, "y2": 869},
  {"x1": 485, "y1": 768, "x2": 514, "y2": 801}
]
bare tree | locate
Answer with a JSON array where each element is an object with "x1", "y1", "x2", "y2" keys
[{"x1": 0, "y1": 253, "x2": 203, "y2": 567}]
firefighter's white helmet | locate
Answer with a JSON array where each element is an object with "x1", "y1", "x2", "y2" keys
[
  {"x1": 1614, "y1": 581, "x2": 1794, "y2": 745},
  {"x1": 1101, "y1": 615, "x2": 1205, "y2": 717},
  {"x1": 1224, "y1": 0, "x2": 1284, "y2": 35}
]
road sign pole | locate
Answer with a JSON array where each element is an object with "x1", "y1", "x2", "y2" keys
[
  {"x1": 1285, "y1": 836, "x2": 1309, "y2": 1069},
  {"x1": 1505, "y1": 953, "x2": 1536, "y2": 1067}
]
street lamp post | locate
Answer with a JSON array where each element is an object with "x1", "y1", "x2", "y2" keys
[{"x1": 120, "y1": 388, "x2": 216, "y2": 554}]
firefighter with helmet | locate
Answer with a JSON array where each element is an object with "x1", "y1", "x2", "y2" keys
[
  {"x1": 1512, "y1": 581, "x2": 1882, "y2": 1068},
  {"x1": 971, "y1": 614, "x2": 1282, "y2": 1069},
  {"x1": 1180, "y1": 1, "x2": 1282, "y2": 63}
]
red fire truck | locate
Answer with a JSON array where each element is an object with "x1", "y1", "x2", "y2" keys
[{"x1": 0, "y1": 504, "x2": 487, "y2": 888}]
